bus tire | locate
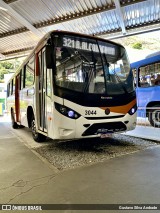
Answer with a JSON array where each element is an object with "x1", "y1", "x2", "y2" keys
[
  {"x1": 11, "y1": 109, "x2": 18, "y2": 129},
  {"x1": 148, "y1": 105, "x2": 160, "y2": 128},
  {"x1": 31, "y1": 115, "x2": 46, "y2": 142}
]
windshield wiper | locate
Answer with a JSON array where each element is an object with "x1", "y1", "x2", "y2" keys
[
  {"x1": 96, "y1": 40, "x2": 107, "y2": 94},
  {"x1": 82, "y1": 62, "x2": 95, "y2": 93},
  {"x1": 110, "y1": 65, "x2": 127, "y2": 93},
  {"x1": 74, "y1": 49, "x2": 96, "y2": 93},
  {"x1": 74, "y1": 49, "x2": 90, "y2": 63}
]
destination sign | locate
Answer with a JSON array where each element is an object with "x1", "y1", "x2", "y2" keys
[{"x1": 63, "y1": 37, "x2": 116, "y2": 55}]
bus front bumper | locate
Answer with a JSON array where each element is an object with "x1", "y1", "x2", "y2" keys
[{"x1": 57, "y1": 113, "x2": 136, "y2": 140}]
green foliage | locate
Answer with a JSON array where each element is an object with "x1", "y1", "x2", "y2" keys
[
  {"x1": 0, "y1": 69, "x2": 9, "y2": 80},
  {"x1": 1, "y1": 61, "x2": 14, "y2": 69},
  {"x1": 0, "y1": 59, "x2": 22, "y2": 81},
  {"x1": 132, "y1": 42, "x2": 143, "y2": 49},
  {"x1": 0, "y1": 61, "x2": 13, "y2": 81},
  {"x1": 25, "y1": 71, "x2": 34, "y2": 86}
]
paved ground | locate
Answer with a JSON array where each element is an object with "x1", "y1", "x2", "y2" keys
[
  {"x1": 0, "y1": 116, "x2": 160, "y2": 212},
  {"x1": 124, "y1": 125, "x2": 160, "y2": 141}
]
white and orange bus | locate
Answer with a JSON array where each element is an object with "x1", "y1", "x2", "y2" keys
[{"x1": 7, "y1": 30, "x2": 137, "y2": 142}]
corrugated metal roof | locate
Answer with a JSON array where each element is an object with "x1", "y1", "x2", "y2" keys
[
  {"x1": 0, "y1": 8, "x2": 23, "y2": 33},
  {"x1": 0, "y1": 31, "x2": 38, "y2": 52},
  {"x1": 39, "y1": 10, "x2": 120, "y2": 35},
  {"x1": 0, "y1": 0, "x2": 160, "y2": 59},
  {"x1": 124, "y1": 0, "x2": 160, "y2": 28},
  {"x1": 10, "y1": 0, "x2": 115, "y2": 24}
]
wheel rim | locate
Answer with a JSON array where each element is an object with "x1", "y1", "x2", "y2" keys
[
  {"x1": 151, "y1": 110, "x2": 160, "y2": 127},
  {"x1": 31, "y1": 119, "x2": 38, "y2": 138}
]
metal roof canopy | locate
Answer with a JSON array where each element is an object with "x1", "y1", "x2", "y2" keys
[{"x1": 0, "y1": 0, "x2": 160, "y2": 60}]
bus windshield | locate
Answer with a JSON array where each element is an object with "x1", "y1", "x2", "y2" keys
[{"x1": 54, "y1": 34, "x2": 133, "y2": 95}]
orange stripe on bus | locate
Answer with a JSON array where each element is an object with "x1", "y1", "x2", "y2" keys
[{"x1": 100, "y1": 99, "x2": 136, "y2": 114}]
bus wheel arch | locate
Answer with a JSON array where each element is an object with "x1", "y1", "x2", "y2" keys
[
  {"x1": 27, "y1": 106, "x2": 34, "y2": 128},
  {"x1": 27, "y1": 106, "x2": 46, "y2": 142},
  {"x1": 146, "y1": 102, "x2": 160, "y2": 127}
]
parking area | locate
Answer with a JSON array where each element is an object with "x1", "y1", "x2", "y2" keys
[{"x1": 2, "y1": 114, "x2": 158, "y2": 171}]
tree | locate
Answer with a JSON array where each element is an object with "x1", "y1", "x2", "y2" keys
[
  {"x1": 0, "y1": 69, "x2": 9, "y2": 81},
  {"x1": 0, "y1": 57, "x2": 25, "y2": 81},
  {"x1": 0, "y1": 59, "x2": 21, "y2": 81},
  {"x1": 1, "y1": 61, "x2": 14, "y2": 69}
]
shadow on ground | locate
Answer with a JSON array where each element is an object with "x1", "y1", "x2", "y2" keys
[
  {"x1": 52, "y1": 136, "x2": 135, "y2": 153},
  {"x1": 34, "y1": 134, "x2": 155, "y2": 171}
]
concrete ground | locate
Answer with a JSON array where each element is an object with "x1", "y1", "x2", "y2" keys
[
  {"x1": 124, "y1": 117, "x2": 160, "y2": 142},
  {"x1": 0, "y1": 116, "x2": 160, "y2": 212},
  {"x1": 125, "y1": 125, "x2": 160, "y2": 141}
]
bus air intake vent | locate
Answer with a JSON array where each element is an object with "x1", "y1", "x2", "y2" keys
[{"x1": 82, "y1": 122, "x2": 126, "y2": 136}]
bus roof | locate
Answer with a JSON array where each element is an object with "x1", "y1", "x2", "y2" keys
[{"x1": 131, "y1": 54, "x2": 160, "y2": 69}]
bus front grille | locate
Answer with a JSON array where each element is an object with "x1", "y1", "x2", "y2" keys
[{"x1": 82, "y1": 122, "x2": 126, "y2": 136}]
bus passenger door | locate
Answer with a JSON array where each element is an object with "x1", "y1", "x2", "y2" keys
[
  {"x1": 38, "y1": 49, "x2": 47, "y2": 133},
  {"x1": 15, "y1": 74, "x2": 20, "y2": 122}
]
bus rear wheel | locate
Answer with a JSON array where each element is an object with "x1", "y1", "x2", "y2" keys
[
  {"x1": 148, "y1": 105, "x2": 160, "y2": 128},
  {"x1": 31, "y1": 115, "x2": 46, "y2": 142},
  {"x1": 11, "y1": 109, "x2": 18, "y2": 129}
]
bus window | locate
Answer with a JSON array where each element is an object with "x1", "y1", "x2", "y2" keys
[
  {"x1": 46, "y1": 71, "x2": 51, "y2": 97},
  {"x1": 42, "y1": 50, "x2": 46, "y2": 90},
  {"x1": 38, "y1": 51, "x2": 42, "y2": 90},
  {"x1": 24, "y1": 56, "x2": 34, "y2": 87},
  {"x1": 139, "y1": 62, "x2": 160, "y2": 87},
  {"x1": 19, "y1": 69, "x2": 23, "y2": 90},
  {"x1": 9, "y1": 82, "x2": 12, "y2": 96},
  {"x1": 11, "y1": 78, "x2": 15, "y2": 95},
  {"x1": 7, "y1": 83, "x2": 10, "y2": 97}
]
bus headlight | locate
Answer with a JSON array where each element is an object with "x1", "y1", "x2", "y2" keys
[
  {"x1": 55, "y1": 103, "x2": 81, "y2": 119},
  {"x1": 128, "y1": 104, "x2": 137, "y2": 115}
]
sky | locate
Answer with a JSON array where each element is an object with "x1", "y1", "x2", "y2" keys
[
  {"x1": 138, "y1": 31, "x2": 160, "y2": 39},
  {"x1": 126, "y1": 48, "x2": 154, "y2": 63}
]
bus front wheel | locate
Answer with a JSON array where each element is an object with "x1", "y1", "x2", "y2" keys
[
  {"x1": 31, "y1": 115, "x2": 46, "y2": 142},
  {"x1": 148, "y1": 105, "x2": 160, "y2": 128}
]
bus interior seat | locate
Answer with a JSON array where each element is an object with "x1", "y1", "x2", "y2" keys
[{"x1": 151, "y1": 74, "x2": 160, "y2": 86}]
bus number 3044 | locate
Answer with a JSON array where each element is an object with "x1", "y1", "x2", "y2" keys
[{"x1": 85, "y1": 110, "x2": 97, "y2": 115}]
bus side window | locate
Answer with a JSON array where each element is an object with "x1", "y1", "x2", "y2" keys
[
  {"x1": 46, "y1": 69, "x2": 51, "y2": 97},
  {"x1": 24, "y1": 56, "x2": 35, "y2": 87},
  {"x1": 7, "y1": 83, "x2": 10, "y2": 97},
  {"x1": 11, "y1": 78, "x2": 15, "y2": 95},
  {"x1": 138, "y1": 62, "x2": 160, "y2": 87},
  {"x1": 150, "y1": 62, "x2": 160, "y2": 86},
  {"x1": 38, "y1": 51, "x2": 42, "y2": 90},
  {"x1": 9, "y1": 82, "x2": 12, "y2": 96},
  {"x1": 20, "y1": 69, "x2": 24, "y2": 90},
  {"x1": 139, "y1": 66, "x2": 150, "y2": 87}
]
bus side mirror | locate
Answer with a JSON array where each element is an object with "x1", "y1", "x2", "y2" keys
[{"x1": 46, "y1": 45, "x2": 55, "y2": 69}]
